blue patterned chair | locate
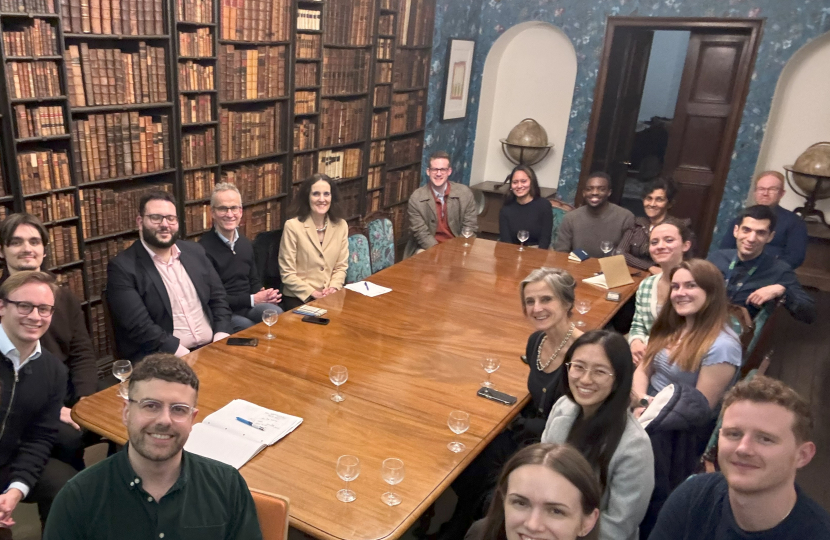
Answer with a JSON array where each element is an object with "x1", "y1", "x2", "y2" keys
[
  {"x1": 366, "y1": 215, "x2": 395, "y2": 273},
  {"x1": 548, "y1": 198, "x2": 575, "y2": 248},
  {"x1": 346, "y1": 231, "x2": 371, "y2": 284}
]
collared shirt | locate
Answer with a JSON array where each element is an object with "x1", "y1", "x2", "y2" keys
[
  {"x1": 215, "y1": 227, "x2": 239, "y2": 253},
  {"x1": 43, "y1": 447, "x2": 263, "y2": 540},
  {"x1": 432, "y1": 182, "x2": 454, "y2": 243},
  {"x1": 142, "y1": 240, "x2": 213, "y2": 349}
]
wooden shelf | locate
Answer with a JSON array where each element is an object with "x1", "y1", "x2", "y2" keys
[
  {"x1": 295, "y1": 57, "x2": 322, "y2": 62},
  {"x1": 84, "y1": 228, "x2": 138, "y2": 243},
  {"x1": 44, "y1": 216, "x2": 79, "y2": 226},
  {"x1": 23, "y1": 186, "x2": 76, "y2": 198},
  {"x1": 182, "y1": 121, "x2": 219, "y2": 128},
  {"x1": 293, "y1": 111, "x2": 318, "y2": 116},
  {"x1": 387, "y1": 160, "x2": 421, "y2": 172},
  {"x1": 389, "y1": 127, "x2": 425, "y2": 138},
  {"x1": 47, "y1": 259, "x2": 84, "y2": 271},
  {"x1": 185, "y1": 197, "x2": 211, "y2": 204},
  {"x1": 10, "y1": 96, "x2": 66, "y2": 104},
  {"x1": 78, "y1": 168, "x2": 177, "y2": 187},
  {"x1": 177, "y1": 21, "x2": 216, "y2": 27},
  {"x1": 367, "y1": 186, "x2": 383, "y2": 192},
  {"x1": 218, "y1": 39, "x2": 289, "y2": 46},
  {"x1": 0, "y1": 11, "x2": 59, "y2": 18},
  {"x1": 321, "y1": 91, "x2": 369, "y2": 99},
  {"x1": 71, "y1": 102, "x2": 173, "y2": 114},
  {"x1": 317, "y1": 140, "x2": 366, "y2": 152},
  {"x1": 5, "y1": 55, "x2": 62, "y2": 61},
  {"x1": 219, "y1": 96, "x2": 288, "y2": 105},
  {"x1": 179, "y1": 89, "x2": 218, "y2": 94},
  {"x1": 183, "y1": 164, "x2": 220, "y2": 172},
  {"x1": 178, "y1": 55, "x2": 215, "y2": 61},
  {"x1": 393, "y1": 86, "x2": 427, "y2": 93},
  {"x1": 219, "y1": 151, "x2": 287, "y2": 167},
  {"x1": 398, "y1": 44, "x2": 431, "y2": 50},
  {"x1": 63, "y1": 33, "x2": 170, "y2": 40},
  {"x1": 323, "y1": 43, "x2": 372, "y2": 49},
  {"x1": 16, "y1": 134, "x2": 70, "y2": 144}
]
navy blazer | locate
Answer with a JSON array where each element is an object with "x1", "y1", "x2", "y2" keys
[{"x1": 106, "y1": 240, "x2": 233, "y2": 362}]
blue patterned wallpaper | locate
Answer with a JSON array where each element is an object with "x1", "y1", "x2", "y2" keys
[{"x1": 423, "y1": 0, "x2": 830, "y2": 248}]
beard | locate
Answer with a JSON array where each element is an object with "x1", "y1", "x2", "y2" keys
[
  {"x1": 142, "y1": 226, "x2": 179, "y2": 249},
  {"x1": 128, "y1": 422, "x2": 186, "y2": 463}
]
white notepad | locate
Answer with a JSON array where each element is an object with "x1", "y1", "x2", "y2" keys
[{"x1": 344, "y1": 281, "x2": 392, "y2": 297}]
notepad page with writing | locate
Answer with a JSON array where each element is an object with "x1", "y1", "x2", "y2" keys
[
  {"x1": 202, "y1": 399, "x2": 303, "y2": 445},
  {"x1": 184, "y1": 424, "x2": 266, "y2": 469}
]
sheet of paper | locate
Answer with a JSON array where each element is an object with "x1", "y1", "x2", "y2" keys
[
  {"x1": 582, "y1": 274, "x2": 609, "y2": 289},
  {"x1": 203, "y1": 399, "x2": 303, "y2": 446},
  {"x1": 184, "y1": 423, "x2": 265, "y2": 469},
  {"x1": 344, "y1": 281, "x2": 392, "y2": 297}
]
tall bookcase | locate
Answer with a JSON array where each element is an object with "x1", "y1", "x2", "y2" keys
[{"x1": 0, "y1": 0, "x2": 435, "y2": 375}]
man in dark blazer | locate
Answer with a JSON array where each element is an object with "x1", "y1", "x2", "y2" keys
[{"x1": 106, "y1": 191, "x2": 233, "y2": 362}]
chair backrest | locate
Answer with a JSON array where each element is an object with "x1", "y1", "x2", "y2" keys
[
  {"x1": 250, "y1": 488, "x2": 290, "y2": 540},
  {"x1": 346, "y1": 231, "x2": 371, "y2": 284},
  {"x1": 366, "y1": 215, "x2": 395, "y2": 273},
  {"x1": 548, "y1": 198, "x2": 574, "y2": 247}
]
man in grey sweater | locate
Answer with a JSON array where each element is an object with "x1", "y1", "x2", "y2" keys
[{"x1": 554, "y1": 172, "x2": 635, "y2": 258}]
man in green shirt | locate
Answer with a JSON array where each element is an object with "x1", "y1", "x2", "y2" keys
[{"x1": 43, "y1": 354, "x2": 263, "y2": 540}]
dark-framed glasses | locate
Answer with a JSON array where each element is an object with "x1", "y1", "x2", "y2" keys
[
  {"x1": 128, "y1": 398, "x2": 194, "y2": 422},
  {"x1": 144, "y1": 214, "x2": 179, "y2": 225},
  {"x1": 428, "y1": 167, "x2": 450, "y2": 174},
  {"x1": 4, "y1": 300, "x2": 54, "y2": 317},
  {"x1": 565, "y1": 362, "x2": 614, "y2": 383},
  {"x1": 213, "y1": 205, "x2": 242, "y2": 215}
]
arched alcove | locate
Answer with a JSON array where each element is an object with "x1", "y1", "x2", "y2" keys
[
  {"x1": 755, "y1": 31, "x2": 830, "y2": 219},
  {"x1": 469, "y1": 22, "x2": 577, "y2": 190}
]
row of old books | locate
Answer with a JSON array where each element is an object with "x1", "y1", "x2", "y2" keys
[
  {"x1": 365, "y1": 189, "x2": 380, "y2": 213},
  {"x1": 369, "y1": 140, "x2": 385, "y2": 164},
  {"x1": 184, "y1": 201, "x2": 211, "y2": 232},
  {"x1": 295, "y1": 33, "x2": 320, "y2": 59},
  {"x1": 176, "y1": 0, "x2": 212, "y2": 23},
  {"x1": 218, "y1": 45, "x2": 287, "y2": 101},
  {"x1": 14, "y1": 104, "x2": 66, "y2": 138},
  {"x1": 178, "y1": 61, "x2": 213, "y2": 91},
  {"x1": 48, "y1": 225, "x2": 79, "y2": 266},
  {"x1": 373, "y1": 85, "x2": 390, "y2": 108},
  {"x1": 60, "y1": 0, "x2": 165, "y2": 36},
  {"x1": 293, "y1": 118, "x2": 314, "y2": 151},
  {"x1": 218, "y1": 104, "x2": 281, "y2": 161},
  {"x1": 390, "y1": 90, "x2": 424, "y2": 134},
  {"x1": 239, "y1": 199, "x2": 281, "y2": 240},
  {"x1": 55, "y1": 268, "x2": 84, "y2": 302},
  {"x1": 294, "y1": 90, "x2": 315, "y2": 114},
  {"x1": 389, "y1": 204, "x2": 406, "y2": 241},
  {"x1": 85, "y1": 236, "x2": 135, "y2": 298},
  {"x1": 321, "y1": 48, "x2": 369, "y2": 95},
  {"x1": 295, "y1": 63, "x2": 316, "y2": 88},
  {"x1": 181, "y1": 127, "x2": 216, "y2": 168},
  {"x1": 17, "y1": 149, "x2": 71, "y2": 195},
  {"x1": 371, "y1": 110, "x2": 387, "y2": 139},
  {"x1": 337, "y1": 179, "x2": 360, "y2": 218},
  {"x1": 2, "y1": 18, "x2": 58, "y2": 57},
  {"x1": 65, "y1": 43, "x2": 168, "y2": 108},
  {"x1": 319, "y1": 97, "x2": 366, "y2": 147},
  {"x1": 6, "y1": 60, "x2": 61, "y2": 99},
  {"x1": 389, "y1": 135, "x2": 422, "y2": 166},
  {"x1": 322, "y1": 0, "x2": 374, "y2": 46},
  {"x1": 367, "y1": 165, "x2": 381, "y2": 189},
  {"x1": 219, "y1": 0, "x2": 291, "y2": 43},
  {"x1": 89, "y1": 303, "x2": 111, "y2": 362},
  {"x1": 376, "y1": 38, "x2": 392, "y2": 61},
  {"x1": 376, "y1": 62, "x2": 392, "y2": 84},
  {"x1": 292, "y1": 153, "x2": 314, "y2": 183},
  {"x1": 71, "y1": 112, "x2": 171, "y2": 183},
  {"x1": 79, "y1": 183, "x2": 170, "y2": 238},
  {"x1": 318, "y1": 148, "x2": 361, "y2": 180},
  {"x1": 378, "y1": 13, "x2": 394, "y2": 36},
  {"x1": 180, "y1": 94, "x2": 212, "y2": 124},
  {"x1": 397, "y1": 0, "x2": 433, "y2": 47},
  {"x1": 179, "y1": 27, "x2": 212, "y2": 57},
  {"x1": 183, "y1": 169, "x2": 215, "y2": 199},
  {"x1": 1, "y1": 0, "x2": 55, "y2": 12},
  {"x1": 24, "y1": 191, "x2": 75, "y2": 223},
  {"x1": 295, "y1": 9, "x2": 320, "y2": 31},
  {"x1": 383, "y1": 166, "x2": 418, "y2": 207},
  {"x1": 221, "y1": 161, "x2": 282, "y2": 203},
  {"x1": 394, "y1": 49, "x2": 429, "y2": 89}
]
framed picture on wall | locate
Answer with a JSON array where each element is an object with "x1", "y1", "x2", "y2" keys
[{"x1": 442, "y1": 39, "x2": 475, "y2": 121}]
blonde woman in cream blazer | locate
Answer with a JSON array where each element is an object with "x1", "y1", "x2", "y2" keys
[{"x1": 279, "y1": 174, "x2": 349, "y2": 309}]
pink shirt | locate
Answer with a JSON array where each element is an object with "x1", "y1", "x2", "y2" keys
[{"x1": 142, "y1": 240, "x2": 214, "y2": 350}]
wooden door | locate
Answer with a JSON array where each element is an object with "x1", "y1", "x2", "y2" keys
[{"x1": 663, "y1": 30, "x2": 758, "y2": 252}]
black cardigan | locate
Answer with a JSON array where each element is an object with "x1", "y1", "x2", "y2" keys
[{"x1": 198, "y1": 228, "x2": 263, "y2": 315}]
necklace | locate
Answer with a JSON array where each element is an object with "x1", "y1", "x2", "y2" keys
[
  {"x1": 536, "y1": 323, "x2": 575, "y2": 371},
  {"x1": 315, "y1": 217, "x2": 328, "y2": 233}
]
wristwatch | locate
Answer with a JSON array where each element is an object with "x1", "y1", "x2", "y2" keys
[{"x1": 639, "y1": 397, "x2": 650, "y2": 408}]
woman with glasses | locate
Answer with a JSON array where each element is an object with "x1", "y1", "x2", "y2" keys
[
  {"x1": 279, "y1": 174, "x2": 349, "y2": 310},
  {"x1": 541, "y1": 330, "x2": 654, "y2": 540},
  {"x1": 498, "y1": 165, "x2": 553, "y2": 249}
]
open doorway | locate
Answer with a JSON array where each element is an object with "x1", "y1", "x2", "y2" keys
[{"x1": 579, "y1": 17, "x2": 763, "y2": 252}]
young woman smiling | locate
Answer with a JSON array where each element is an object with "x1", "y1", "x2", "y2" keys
[
  {"x1": 498, "y1": 165, "x2": 553, "y2": 249},
  {"x1": 541, "y1": 330, "x2": 654, "y2": 540}
]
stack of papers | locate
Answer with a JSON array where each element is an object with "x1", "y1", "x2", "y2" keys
[
  {"x1": 344, "y1": 281, "x2": 392, "y2": 297},
  {"x1": 184, "y1": 399, "x2": 303, "y2": 469},
  {"x1": 292, "y1": 305, "x2": 327, "y2": 317}
]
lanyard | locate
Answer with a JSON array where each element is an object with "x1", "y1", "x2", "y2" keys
[{"x1": 724, "y1": 256, "x2": 760, "y2": 297}]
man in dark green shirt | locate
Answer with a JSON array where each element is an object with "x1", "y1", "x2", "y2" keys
[{"x1": 43, "y1": 354, "x2": 263, "y2": 540}]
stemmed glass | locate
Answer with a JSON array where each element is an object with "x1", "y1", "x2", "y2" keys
[
  {"x1": 112, "y1": 360, "x2": 132, "y2": 399},
  {"x1": 329, "y1": 365, "x2": 348, "y2": 402},
  {"x1": 336, "y1": 455, "x2": 360, "y2": 502},
  {"x1": 517, "y1": 230, "x2": 530, "y2": 251},
  {"x1": 381, "y1": 458, "x2": 404, "y2": 506},
  {"x1": 575, "y1": 300, "x2": 591, "y2": 328},
  {"x1": 461, "y1": 226, "x2": 474, "y2": 247},
  {"x1": 262, "y1": 309, "x2": 279, "y2": 339},
  {"x1": 481, "y1": 357, "x2": 500, "y2": 388},
  {"x1": 600, "y1": 241, "x2": 614, "y2": 257},
  {"x1": 447, "y1": 411, "x2": 470, "y2": 453}
]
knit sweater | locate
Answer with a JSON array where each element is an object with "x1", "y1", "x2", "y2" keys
[
  {"x1": 554, "y1": 203, "x2": 635, "y2": 258},
  {"x1": 199, "y1": 228, "x2": 262, "y2": 315}
]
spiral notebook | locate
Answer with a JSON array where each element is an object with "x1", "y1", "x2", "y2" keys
[{"x1": 184, "y1": 399, "x2": 303, "y2": 469}]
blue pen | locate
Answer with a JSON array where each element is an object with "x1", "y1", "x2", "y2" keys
[
  {"x1": 364, "y1": 282, "x2": 370, "y2": 291},
  {"x1": 236, "y1": 417, "x2": 265, "y2": 431}
]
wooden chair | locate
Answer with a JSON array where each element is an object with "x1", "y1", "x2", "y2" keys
[
  {"x1": 364, "y1": 211, "x2": 395, "y2": 273},
  {"x1": 250, "y1": 488, "x2": 290, "y2": 540},
  {"x1": 346, "y1": 226, "x2": 371, "y2": 284},
  {"x1": 547, "y1": 197, "x2": 574, "y2": 247}
]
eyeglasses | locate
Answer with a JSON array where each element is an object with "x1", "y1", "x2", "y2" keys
[
  {"x1": 213, "y1": 205, "x2": 242, "y2": 215},
  {"x1": 428, "y1": 168, "x2": 450, "y2": 174},
  {"x1": 144, "y1": 214, "x2": 179, "y2": 225},
  {"x1": 755, "y1": 187, "x2": 782, "y2": 194},
  {"x1": 565, "y1": 362, "x2": 614, "y2": 383},
  {"x1": 3, "y1": 299, "x2": 54, "y2": 317},
  {"x1": 128, "y1": 398, "x2": 195, "y2": 422}
]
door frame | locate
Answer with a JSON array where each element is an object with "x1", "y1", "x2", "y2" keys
[{"x1": 578, "y1": 17, "x2": 763, "y2": 247}]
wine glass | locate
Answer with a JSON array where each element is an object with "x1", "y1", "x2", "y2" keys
[
  {"x1": 447, "y1": 410, "x2": 470, "y2": 453},
  {"x1": 600, "y1": 241, "x2": 614, "y2": 256},
  {"x1": 336, "y1": 455, "x2": 360, "y2": 502},
  {"x1": 517, "y1": 230, "x2": 530, "y2": 251},
  {"x1": 461, "y1": 226, "x2": 474, "y2": 247},
  {"x1": 112, "y1": 360, "x2": 132, "y2": 399},
  {"x1": 381, "y1": 458, "x2": 404, "y2": 506},
  {"x1": 329, "y1": 365, "x2": 348, "y2": 402},
  {"x1": 575, "y1": 299, "x2": 591, "y2": 328},
  {"x1": 262, "y1": 309, "x2": 279, "y2": 339},
  {"x1": 481, "y1": 357, "x2": 500, "y2": 389}
]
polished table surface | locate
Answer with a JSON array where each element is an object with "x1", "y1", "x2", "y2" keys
[{"x1": 73, "y1": 238, "x2": 643, "y2": 540}]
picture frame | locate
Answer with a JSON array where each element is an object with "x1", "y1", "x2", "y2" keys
[{"x1": 442, "y1": 39, "x2": 476, "y2": 121}]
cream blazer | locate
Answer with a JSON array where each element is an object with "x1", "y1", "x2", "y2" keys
[{"x1": 278, "y1": 216, "x2": 349, "y2": 301}]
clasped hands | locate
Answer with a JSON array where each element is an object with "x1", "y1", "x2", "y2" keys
[{"x1": 253, "y1": 287, "x2": 282, "y2": 304}]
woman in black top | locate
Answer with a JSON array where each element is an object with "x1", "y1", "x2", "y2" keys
[
  {"x1": 498, "y1": 165, "x2": 553, "y2": 249},
  {"x1": 436, "y1": 268, "x2": 582, "y2": 540}
]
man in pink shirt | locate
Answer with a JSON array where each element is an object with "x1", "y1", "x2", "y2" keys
[{"x1": 106, "y1": 192, "x2": 233, "y2": 362}]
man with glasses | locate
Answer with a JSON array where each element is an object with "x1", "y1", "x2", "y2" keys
[
  {"x1": 403, "y1": 150, "x2": 477, "y2": 258},
  {"x1": 106, "y1": 191, "x2": 233, "y2": 362},
  {"x1": 719, "y1": 171, "x2": 808, "y2": 269},
  {"x1": 43, "y1": 353, "x2": 263, "y2": 540},
  {"x1": 199, "y1": 183, "x2": 282, "y2": 332},
  {"x1": 0, "y1": 271, "x2": 74, "y2": 536}
]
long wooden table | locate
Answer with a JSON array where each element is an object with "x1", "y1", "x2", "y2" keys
[{"x1": 73, "y1": 238, "x2": 642, "y2": 540}]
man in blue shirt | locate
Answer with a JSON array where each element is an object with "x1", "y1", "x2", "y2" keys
[
  {"x1": 708, "y1": 205, "x2": 815, "y2": 323},
  {"x1": 719, "y1": 171, "x2": 808, "y2": 269}
]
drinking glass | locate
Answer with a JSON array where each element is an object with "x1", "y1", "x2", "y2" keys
[
  {"x1": 447, "y1": 411, "x2": 470, "y2": 453},
  {"x1": 381, "y1": 458, "x2": 404, "y2": 506},
  {"x1": 112, "y1": 360, "x2": 132, "y2": 399},
  {"x1": 262, "y1": 309, "x2": 279, "y2": 339},
  {"x1": 517, "y1": 230, "x2": 530, "y2": 251},
  {"x1": 461, "y1": 226, "x2": 474, "y2": 247},
  {"x1": 336, "y1": 455, "x2": 360, "y2": 502},
  {"x1": 600, "y1": 241, "x2": 614, "y2": 256},
  {"x1": 575, "y1": 299, "x2": 591, "y2": 328},
  {"x1": 330, "y1": 365, "x2": 348, "y2": 402},
  {"x1": 480, "y1": 357, "x2": 500, "y2": 388}
]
